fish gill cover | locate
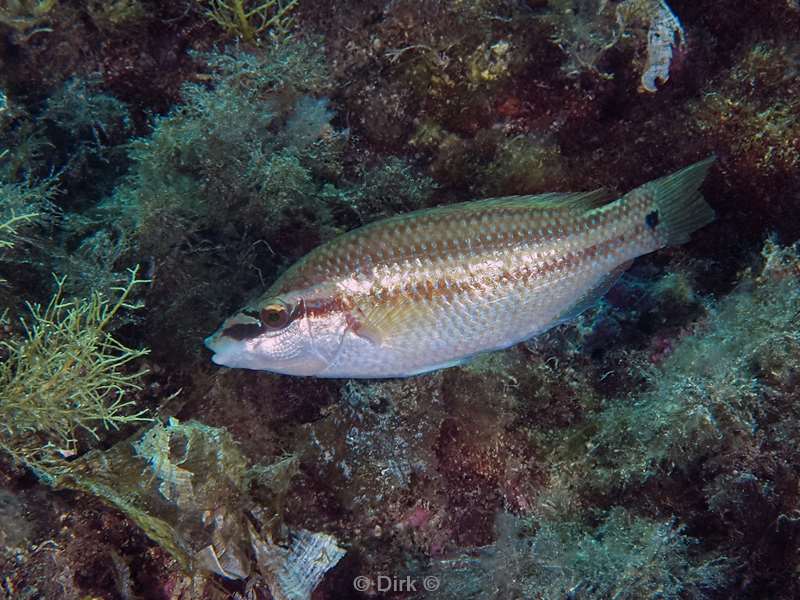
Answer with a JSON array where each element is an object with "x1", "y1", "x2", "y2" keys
[{"x1": 0, "y1": 1, "x2": 799, "y2": 599}]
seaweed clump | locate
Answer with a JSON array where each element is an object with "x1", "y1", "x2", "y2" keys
[
  {"x1": 1, "y1": 77, "x2": 141, "y2": 304},
  {"x1": 201, "y1": 0, "x2": 298, "y2": 43},
  {"x1": 426, "y1": 509, "x2": 725, "y2": 599},
  {"x1": 0, "y1": 267, "x2": 150, "y2": 478},
  {"x1": 41, "y1": 76, "x2": 132, "y2": 196},
  {"x1": 125, "y1": 40, "x2": 333, "y2": 255},
  {"x1": 583, "y1": 240, "x2": 800, "y2": 496}
]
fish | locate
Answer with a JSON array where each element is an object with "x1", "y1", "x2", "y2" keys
[{"x1": 205, "y1": 157, "x2": 715, "y2": 378}]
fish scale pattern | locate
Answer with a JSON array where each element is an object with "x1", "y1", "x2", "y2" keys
[
  {"x1": 283, "y1": 194, "x2": 659, "y2": 376},
  {"x1": 207, "y1": 159, "x2": 713, "y2": 376}
]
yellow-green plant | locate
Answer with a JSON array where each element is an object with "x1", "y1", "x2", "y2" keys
[
  {"x1": 0, "y1": 210, "x2": 38, "y2": 248},
  {"x1": 201, "y1": 0, "x2": 297, "y2": 43},
  {"x1": 0, "y1": 266, "x2": 151, "y2": 476},
  {"x1": 1, "y1": 177, "x2": 57, "y2": 244},
  {"x1": 0, "y1": 210, "x2": 37, "y2": 285}
]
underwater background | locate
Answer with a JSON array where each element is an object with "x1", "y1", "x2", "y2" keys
[{"x1": 1, "y1": 0, "x2": 799, "y2": 598}]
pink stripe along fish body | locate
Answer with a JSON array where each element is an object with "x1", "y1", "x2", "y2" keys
[{"x1": 205, "y1": 158, "x2": 715, "y2": 378}]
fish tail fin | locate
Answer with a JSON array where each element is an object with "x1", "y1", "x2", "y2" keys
[{"x1": 639, "y1": 156, "x2": 716, "y2": 246}]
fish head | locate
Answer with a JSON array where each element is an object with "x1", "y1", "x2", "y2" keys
[{"x1": 204, "y1": 289, "x2": 348, "y2": 376}]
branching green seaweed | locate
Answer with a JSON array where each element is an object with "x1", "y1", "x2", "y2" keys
[
  {"x1": 0, "y1": 210, "x2": 36, "y2": 287},
  {"x1": 201, "y1": 0, "x2": 298, "y2": 43},
  {"x1": 0, "y1": 266, "x2": 150, "y2": 476},
  {"x1": 0, "y1": 178, "x2": 54, "y2": 244},
  {"x1": 0, "y1": 177, "x2": 56, "y2": 287},
  {"x1": 0, "y1": 210, "x2": 37, "y2": 251}
]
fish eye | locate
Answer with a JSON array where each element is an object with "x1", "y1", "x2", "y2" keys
[{"x1": 261, "y1": 302, "x2": 291, "y2": 330}]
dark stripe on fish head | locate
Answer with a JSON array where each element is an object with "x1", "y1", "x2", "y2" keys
[{"x1": 221, "y1": 321, "x2": 267, "y2": 340}]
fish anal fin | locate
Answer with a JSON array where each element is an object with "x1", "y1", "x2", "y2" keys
[
  {"x1": 397, "y1": 356, "x2": 472, "y2": 377},
  {"x1": 558, "y1": 260, "x2": 633, "y2": 323}
]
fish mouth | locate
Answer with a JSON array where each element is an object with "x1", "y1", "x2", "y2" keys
[
  {"x1": 203, "y1": 334, "x2": 216, "y2": 351},
  {"x1": 204, "y1": 330, "x2": 248, "y2": 367},
  {"x1": 203, "y1": 332, "x2": 230, "y2": 366},
  {"x1": 203, "y1": 333, "x2": 262, "y2": 370},
  {"x1": 204, "y1": 328, "x2": 330, "y2": 375}
]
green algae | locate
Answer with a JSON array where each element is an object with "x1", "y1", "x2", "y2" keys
[
  {"x1": 426, "y1": 509, "x2": 727, "y2": 600},
  {"x1": 0, "y1": 267, "x2": 149, "y2": 478}
]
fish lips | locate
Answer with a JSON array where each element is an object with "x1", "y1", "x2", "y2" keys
[{"x1": 204, "y1": 326, "x2": 329, "y2": 375}]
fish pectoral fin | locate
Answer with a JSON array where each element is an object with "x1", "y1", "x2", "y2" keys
[
  {"x1": 347, "y1": 302, "x2": 410, "y2": 348},
  {"x1": 350, "y1": 321, "x2": 385, "y2": 346},
  {"x1": 556, "y1": 260, "x2": 633, "y2": 324},
  {"x1": 343, "y1": 308, "x2": 386, "y2": 346},
  {"x1": 353, "y1": 297, "x2": 436, "y2": 350}
]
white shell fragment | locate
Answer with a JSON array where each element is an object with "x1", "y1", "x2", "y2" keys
[
  {"x1": 132, "y1": 417, "x2": 195, "y2": 509},
  {"x1": 641, "y1": 0, "x2": 686, "y2": 92},
  {"x1": 194, "y1": 543, "x2": 249, "y2": 580},
  {"x1": 251, "y1": 528, "x2": 346, "y2": 600}
]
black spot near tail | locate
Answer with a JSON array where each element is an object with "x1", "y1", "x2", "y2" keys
[{"x1": 645, "y1": 210, "x2": 660, "y2": 229}]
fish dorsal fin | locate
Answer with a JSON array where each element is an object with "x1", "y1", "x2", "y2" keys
[
  {"x1": 392, "y1": 189, "x2": 617, "y2": 221},
  {"x1": 516, "y1": 188, "x2": 616, "y2": 211},
  {"x1": 445, "y1": 189, "x2": 616, "y2": 215}
]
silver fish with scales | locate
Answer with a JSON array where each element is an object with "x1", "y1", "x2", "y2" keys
[{"x1": 205, "y1": 158, "x2": 715, "y2": 378}]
